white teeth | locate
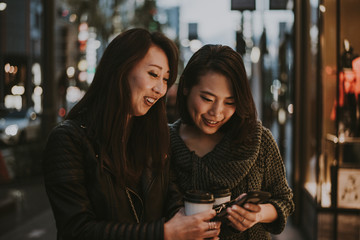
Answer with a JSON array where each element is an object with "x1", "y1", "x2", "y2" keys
[
  {"x1": 146, "y1": 97, "x2": 155, "y2": 103},
  {"x1": 206, "y1": 119, "x2": 218, "y2": 124}
]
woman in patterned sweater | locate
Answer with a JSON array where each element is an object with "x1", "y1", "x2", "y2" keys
[{"x1": 169, "y1": 44, "x2": 295, "y2": 239}]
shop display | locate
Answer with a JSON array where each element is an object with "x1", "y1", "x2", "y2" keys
[{"x1": 338, "y1": 39, "x2": 359, "y2": 138}]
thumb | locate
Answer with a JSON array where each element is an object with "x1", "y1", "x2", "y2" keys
[
  {"x1": 236, "y1": 193, "x2": 247, "y2": 200},
  {"x1": 195, "y1": 209, "x2": 217, "y2": 221}
]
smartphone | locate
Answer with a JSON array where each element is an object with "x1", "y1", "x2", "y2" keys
[{"x1": 212, "y1": 190, "x2": 271, "y2": 222}]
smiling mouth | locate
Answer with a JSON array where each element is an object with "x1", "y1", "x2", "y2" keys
[
  {"x1": 203, "y1": 118, "x2": 221, "y2": 126},
  {"x1": 145, "y1": 97, "x2": 156, "y2": 105}
]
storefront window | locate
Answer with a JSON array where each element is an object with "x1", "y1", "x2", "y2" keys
[{"x1": 300, "y1": 0, "x2": 360, "y2": 239}]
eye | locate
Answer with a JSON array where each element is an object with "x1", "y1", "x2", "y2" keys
[
  {"x1": 201, "y1": 96, "x2": 213, "y2": 102},
  {"x1": 149, "y1": 72, "x2": 158, "y2": 78},
  {"x1": 225, "y1": 102, "x2": 235, "y2": 106},
  {"x1": 163, "y1": 77, "x2": 169, "y2": 82}
]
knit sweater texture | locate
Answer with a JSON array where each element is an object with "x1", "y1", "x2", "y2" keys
[{"x1": 169, "y1": 119, "x2": 295, "y2": 240}]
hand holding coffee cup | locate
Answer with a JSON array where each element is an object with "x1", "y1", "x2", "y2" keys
[
  {"x1": 183, "y1": 190, "x2": 222, "y2": 236},
  {"x1": 184, "y1": 190, "x2": 215, "y2": 216}
]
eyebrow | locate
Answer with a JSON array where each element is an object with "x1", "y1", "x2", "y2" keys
[
  {"x1": 200, "y1": 90, "x2": 234, "y2": 99},
  {"x1": 149, "y1": 64, "x2": 170, "y2": 73}
]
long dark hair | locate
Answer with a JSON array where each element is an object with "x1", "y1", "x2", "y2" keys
[
  {"x1": 67, "y1": 28, "x2": 178, "y2": 185},
  {"x1": 176, "y1": 44, "x2": 257, "y2": 145}
]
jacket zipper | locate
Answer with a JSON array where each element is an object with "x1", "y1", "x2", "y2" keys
[{"x1": 126, "y1": 187, "x2": 144, "y2": 222}]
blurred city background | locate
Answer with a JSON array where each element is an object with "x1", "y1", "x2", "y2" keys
[{"x1": 0, "y1": 0, "x2": 360, "y2": 239}]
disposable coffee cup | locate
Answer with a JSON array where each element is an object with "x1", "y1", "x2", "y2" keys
[
  {"x1": 212, "y1": 188, "x2": 231, "y2": 206},
  {"x1": 184, "y1": 190, "x2": 214, "y2": 215}
]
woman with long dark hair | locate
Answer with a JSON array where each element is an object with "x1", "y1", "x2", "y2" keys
[
  {"x1": 170, "y1": 44, "x2": 294, "y2": 239},
  {"x1": 43, "y1": 29, "x2": 220, "y2": 240}
]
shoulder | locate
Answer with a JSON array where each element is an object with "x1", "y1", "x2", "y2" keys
[
  {"x1": 47, "y1": 119, "x2": 84, "y2": 141},
  {"x1": 258, "y1": 124, "x2": 281, "y2": 160},
  {"x1": 44, "y1": 119, "x2": 89, "y2": 158},
  {"x1": 249, "y1": 120, "x2": 275, "y2": 144},
  {"x1": 260, "y1": 125, "x2": 277, "y2": 146},
  {"x1": 261, "y1": 125, "x2": 275, "y2": 140},
  {"x1": 43, "y1": 120, "x2": 91, "y2": 185}
]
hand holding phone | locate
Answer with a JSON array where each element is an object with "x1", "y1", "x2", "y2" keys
[{"x1": 212, "y1": 190, "x2": 271, "y2": 222}]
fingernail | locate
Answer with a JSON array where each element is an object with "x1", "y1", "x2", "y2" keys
[{"x1": 244, "y1": 204, "x2": 249, "y2": 208}]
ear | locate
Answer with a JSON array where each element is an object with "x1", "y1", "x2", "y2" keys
[{"x1": 183, "y1": 88, "x2": 189, "y2": 95}]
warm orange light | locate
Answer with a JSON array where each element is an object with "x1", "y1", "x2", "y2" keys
[
  {"x1": 353, "y1": 57, "x2": 360, "y2": 96},
  {"x1": 325, "y1": 66, "x2": 333, "y2": 76},
  {"x1": 59, "y1": 108, "x2": 66, "y2": 117}
]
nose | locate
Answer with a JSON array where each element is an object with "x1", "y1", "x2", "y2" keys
[
  {"x1": 209, "y1": 101, "x2": 223, "y2": 117},
  {"x1": 153, "y1": 80, "x2": 167, "y2": 96}
]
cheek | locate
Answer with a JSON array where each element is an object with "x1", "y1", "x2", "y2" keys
[
  {"x1": 160, "y1": 86, "x2": 167, "y2": 97},
  {"x1": 190, "y1": 100, "x2": 205, "y2": 115},
  {"x1": 129, "y1": 78, "x2": 142, "y2": 96},
  {"x1": 225, "y1": 107, "x2": 236, "y2": 119}
]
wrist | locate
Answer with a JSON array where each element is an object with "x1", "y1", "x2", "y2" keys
[
  {"x1": 258, "y1": 204, "x2": 265, "y2": 222},
  {"x1": 259, "y1": 203, "x2": 278, "y2": 223}
]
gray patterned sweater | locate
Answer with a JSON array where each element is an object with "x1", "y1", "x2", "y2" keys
[{"x1": 169, "y1": 119, "x2": 295, "y2": 240}]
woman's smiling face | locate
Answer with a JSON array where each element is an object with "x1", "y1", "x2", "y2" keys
[
  {"x1": 128, "y1": 44, "x2": 170, "y2": 117},
  {"x1": 186, "y1": 71, "x2": 236, "y2": 135}
]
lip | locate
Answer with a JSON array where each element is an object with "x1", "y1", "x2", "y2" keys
[
  {"x1": 144, "y1": 96, "x2": 158, "y2": 106},
  {"x1": 202, "y1": 117, "x2": 222, "y2": 127}
]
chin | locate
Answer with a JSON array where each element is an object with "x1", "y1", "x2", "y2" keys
[
  {"x1": 199, "y1": 126, "x2": 219, "y2": 135},
  {"x1": 205, "y1": 130, "x2": 218, "y2": 135}
]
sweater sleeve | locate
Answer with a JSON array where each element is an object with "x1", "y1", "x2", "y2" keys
[
  {"x1": 260, "y1": 128, "x2": 295, "y2": 234},
  {"x1": 43, "y1": 122, "x2": 164, "y2": 240}
]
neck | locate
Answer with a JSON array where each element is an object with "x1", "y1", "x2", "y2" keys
[
  {"x1": 179, "y1": 123, "x2": 224, "y2": 157},
  {"x1": 180, "y1": 123, "x2": 224, "y2": 142}
]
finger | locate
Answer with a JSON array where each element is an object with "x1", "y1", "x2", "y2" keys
[
  {"x1": 229, "y1": 207, "x2": 257, "y2": 230},
  {"x1": 195, "y1": 209, "x2": 217, "y2": 221},
  {"x1": 230, "y1": 204, "x2": 259, "y2": 223},
  {"x1": 206, "y1": 221, "x2": 221, "y2": 230},
  {"x1": 227, "y1": 207, "x2": 239, "y2": 219},
  {"x1": 214, "y1": 221, "x2": 222, "y2": 229},
  {"x1": 235, "y1": 193, "x2": 247, "y2": 200},
  {"x1": 227, "y1": 215, "x2": 246, "y2": 231},
  {"x1": 230, "y1": 206, "x2": 259, "y2": 224},
  {"x1": 227, "y1": 208, "x2": 245, "y2": 224},
  {"x1": 228, "y1": 205, "x2": 247, "y2": 217},
  {"x1": 202, "y1": 229, "x2": 221, "y2": 239},
  {"x1": 243, "y1": 203, "x2": 261, "y2": 212}
]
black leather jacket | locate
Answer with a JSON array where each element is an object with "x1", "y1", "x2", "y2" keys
[{"x1": 43, "y1": 119, "x2": 183, "y2": 240}]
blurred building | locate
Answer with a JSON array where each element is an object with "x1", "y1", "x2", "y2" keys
[{"x1": 0, "y1": 0, "x2": 42, "y2": 113}]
